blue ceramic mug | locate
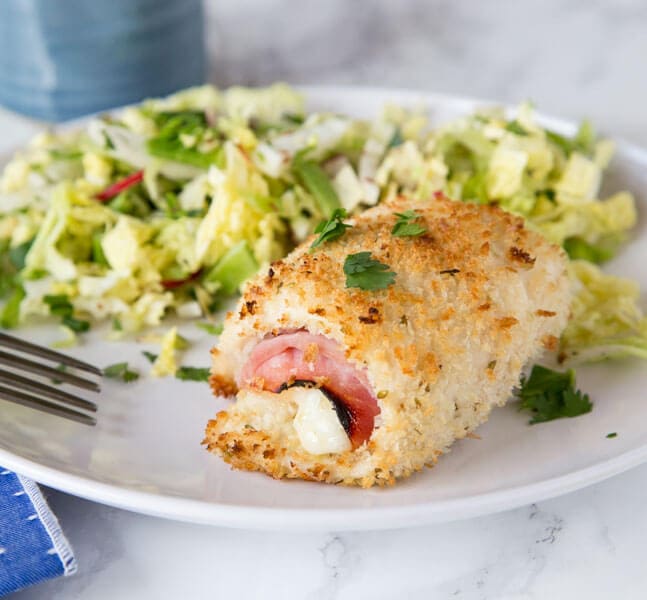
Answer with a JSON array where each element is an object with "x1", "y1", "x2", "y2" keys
[{"x1": 0, "y1": 0, "x2": 205, "y2": 122}]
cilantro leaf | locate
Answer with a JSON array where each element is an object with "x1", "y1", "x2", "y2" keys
[
  {"x1": 43, "y1": 294, "x2": 90, "y2": 333},
  {"x1": 175, "y1": 366, "x2": 210, "y2": 382},
  {"x1": 142, "y1": 351, "x2": 158, "y2": 363},
  {"x1": 142, "y1": 347, "x2": 210, "y2": 382},
  {"x1": 50, "y1": 364, "x2": 68, "y2": 385},
  {"x1": 310, "y1": 208, "x2": 351, "y2": 251},
  {"x1": 517, "y1": 365, "x2": 592, "y2": 424},
  {"x1": 43, "y1": 294, "x2": 74, "y2": 317},
  {"x1": 62, "y1": 315, "x2": 90, "y2": 333},
  {"x1": 391, "y1": 210, "x2": 427, "y2": 237},
  {"x1": 103, "y1": 362, "x2": 139, "y2": 383},
  {"x1": 343, "y1": 252, "x2": 396, "y2": 291}
]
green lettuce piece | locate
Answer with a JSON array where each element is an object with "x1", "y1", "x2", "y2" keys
[
  {"x1": 147, "y1": 137, "x2": 223, "y2": 169},
  {"x1": 204, "y1": 240, "x2": 259, "y2": 296},
  {"x1": 563, "y1": 237, "x2": 614, "y2": 264},
  {"x1": 292, "y1": 158, "x2": 341, "y2": 218},
  {"x1": 1, "y1": 285, "x2": 25, "y2": 328}
]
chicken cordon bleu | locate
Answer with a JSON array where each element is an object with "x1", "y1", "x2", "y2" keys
[{"x1": 203, "y1": 195, "x2": 571, "y2": 487}]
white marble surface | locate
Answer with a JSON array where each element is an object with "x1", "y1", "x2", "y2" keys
[
  {"x1": 10, "y1": 464, "x2": 647, "y2": 599},
  {"x1": 4, "y1": 0, "x2": 647, "y2": 597}
]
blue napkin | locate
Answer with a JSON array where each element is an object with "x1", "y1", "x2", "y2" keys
[{"x1": 0, "y1": 468, "x2": 76, "y2": 596}]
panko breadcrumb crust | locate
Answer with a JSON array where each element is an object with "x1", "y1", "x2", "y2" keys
[{"x1": 203, "y1": 195, "x2": 571, "y2": 487}]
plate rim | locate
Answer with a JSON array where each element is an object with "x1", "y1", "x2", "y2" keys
[
  {"x1": 2, "y1": 441, "x2": 647, "y2": 531},
  {"x1": 3, "y1": 84, "x2": 647, "y2": 531}
]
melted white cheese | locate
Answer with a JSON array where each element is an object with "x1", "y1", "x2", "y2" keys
[{"x1": 290, "y1": 387, "x2": 351, "y2": 455}]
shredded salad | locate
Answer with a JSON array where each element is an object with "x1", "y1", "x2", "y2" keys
[{"x1": 0, "y1": 83, "x2": 645, "y2": 367}]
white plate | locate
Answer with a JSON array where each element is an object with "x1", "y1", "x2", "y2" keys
[{"x1": 1, "y1": 86, "x2": 647, "y2": 532}]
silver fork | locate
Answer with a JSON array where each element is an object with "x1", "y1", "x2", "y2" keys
[{"x1": 0, "y1": 332, "x2": 101, "y2": 426}]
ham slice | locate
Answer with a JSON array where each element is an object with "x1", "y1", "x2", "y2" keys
[{"x1": 239, "y1": 331, "x2": 380, "y2": 448}]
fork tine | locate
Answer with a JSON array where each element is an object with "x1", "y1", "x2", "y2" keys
[
  {"x1": 0, "y1": 384, "x2": 96, "y2": 426},
  {"x1": 0, "y1": 369, "x2": 97, "y2": 413},
  {"x1": 0, "y1": 351, "x2": 100, "y2": 392},
  {"x1": 0, "y1": 332, "x2": 102, "y2": 376}
]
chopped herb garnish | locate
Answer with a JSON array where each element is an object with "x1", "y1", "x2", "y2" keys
[
  {"x1": 197, "y1": 322, "x2": 224, "y2": 335},
  {"x1": 516, "y1": 365, "x2": 592, "y2": 424},
  {"x1": 62, "y1": 315, "x2": 90, "y2": 333},
  {"x1": 391, "y1": 210, "x2": 427, "y2": 237},
  {"x1": 43, "y1": 294, "x2": 90, "y2": 333},
  {"x1": 50, "y1": 364, "x2": 67, "y2": 385},
  {"x1": 112, "y1": 318, "x2": 123, "y2": 331},
  {"x1": 43, "y1": 294, "x2": 73, "y2": 317},
  {"x1": 175, "y1": 366, "x2": 210, "y2": 382},
  {"x1": 103, "y1": 362, "x2": 139, "y2": 383},
  {"x1": 310, "y1": 208, "x2": 351, "y2": 251},
  {"x1": 606, "y1": 432, "x2": 618, "y2": 439},
  {"x1": 343, "y1": 252, "x2": 396, "y2": 291},
  {"x1": 142, "y1": 351, "x2": 158, "y2": 363},
  {"x1": 142, "y1": 348, "x2": 210, "y2": 381}
]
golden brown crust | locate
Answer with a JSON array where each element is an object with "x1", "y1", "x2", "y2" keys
[
  {"x1": 204, "y1": 412, "x2": 407, "y2": 487},
  {"x1": 209, "y1": 374, "x2": 237, "y2": 397}
]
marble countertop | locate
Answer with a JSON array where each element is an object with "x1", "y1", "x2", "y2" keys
[{"x1": 5, "y1": 0, "x2": 647, "y2": 597}]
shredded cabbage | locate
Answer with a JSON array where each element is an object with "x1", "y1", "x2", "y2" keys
[
  {"x1": 561, "y1": 261, "x2": 647, "y2": 363},
  {"x1": 151, "y1": 326, "x2": 182, "y2": 377},
  {"x1": 0, "y1": 85, "x2": 644, "y2": 367}
]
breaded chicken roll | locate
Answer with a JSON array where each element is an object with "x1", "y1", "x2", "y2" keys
[{"x1": 204, "y1": 195, "x2": 571, "y2": 487}]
